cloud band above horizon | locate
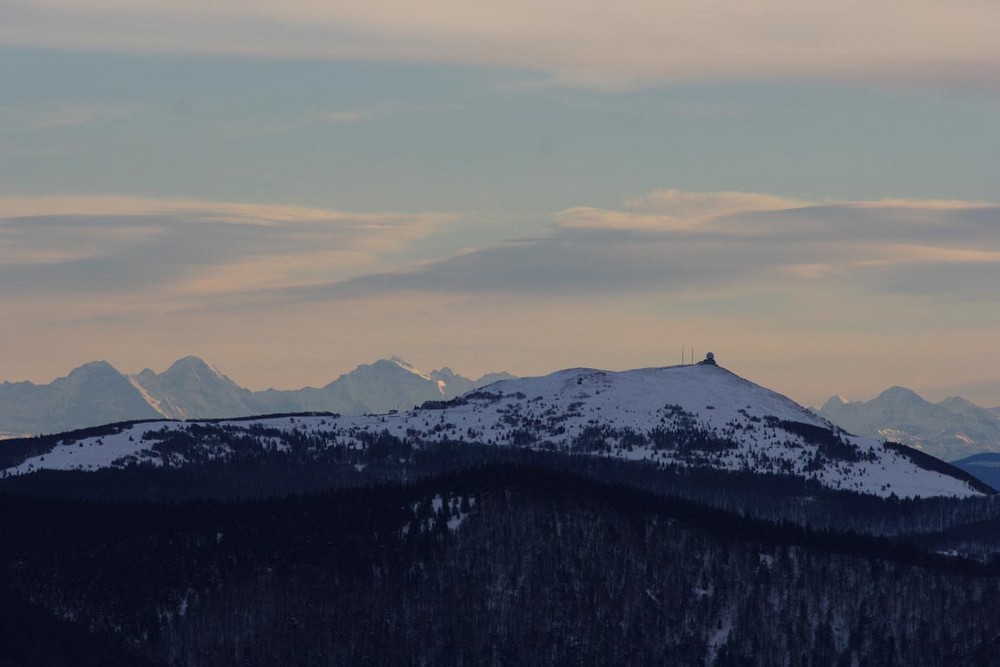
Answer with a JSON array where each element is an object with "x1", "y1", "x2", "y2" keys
[
  {"x1": 4, "y1": 1, "x2": 1000, "y2": 90},
  {"x1": 3, "y1": 191, "x2": 997, "y2": 303}
]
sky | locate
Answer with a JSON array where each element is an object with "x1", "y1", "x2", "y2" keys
[{"x1": 1, "y1": 1, "x2": 999, "y2": 407}]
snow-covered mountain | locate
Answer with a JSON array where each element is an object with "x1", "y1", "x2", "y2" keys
[
  {"x1": 309, "y1": 356, "x2": 450, "y2": 414},
  {"x1": 251, "y1": 356, "x2": 511, "y2": 415},
  {"x1": 0, "y1": 356, "x2": 514, "y2": 434},
  {"x1": 0, "y1": 361, "x2": 163, "y2": 434},
  {"x1": 3, "y1": 361, "x2": 987, "y2": 499},
  {"x1": 130, "y1": 356, "x2": 257, "y2": 420},
  {"x1": 818, "y1": 387, "x2": 1000, "y2": 461}
]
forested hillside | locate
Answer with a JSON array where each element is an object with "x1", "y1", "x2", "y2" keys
[{"x1": 3, "y1": 465, "x2": 1000, "y2": 666}]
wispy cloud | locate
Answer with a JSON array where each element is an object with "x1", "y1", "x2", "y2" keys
[
  {"x1": 0, "y1": 196, "x2": 454, "y2": 299},
  {"x1": 250, "y1": 191, "x2": 1000, "y2": 310},
  {"x1": 0, "y1": 102, "x2": 142, "y2": 130},
  {"x1": 314, "y1": 102, "x2": 450, "y2": 124},
  {"x1": 3, "y1": 1, "x2": 1000, "y2": 90},
  {"x1": 5, "y1": 191, "x2": 995, "y2": 310},
  {"x1": 557, "y1": 190, "x2": 809, "y2": 231},
  {"x1": 27, "y1": 103, "x2": 141, "y2": 129}
]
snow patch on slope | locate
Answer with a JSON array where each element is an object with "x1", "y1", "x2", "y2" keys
[
  {"x1": 128, "y1": 376, "x2": 170, "y2": 418},
  {"x1": 387, "y1": 355, "x2": 432, "y2": 381},
  {"x1": 6, "y1": 423, "x2": 176, "y2": 475}
]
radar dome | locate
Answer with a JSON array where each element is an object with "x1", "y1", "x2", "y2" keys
[{"x1": 698, "y1": 352, "x2": 718, "y2": 366}]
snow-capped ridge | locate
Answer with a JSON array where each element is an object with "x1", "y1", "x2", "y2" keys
[
  {"x1": 128, "y1": 356, "x2": 255, "y2": 420},
  {"x1": 4, "y1": 361, "x2": 983, "y2": 500},
  {"x1": 819, "y1": 385, "x2": 1000, "y2": 461},
  {"x1": 163, "y1": 355, "x2": 226, "y2": 379},
  {"x1": 0, "y1": 360, "x2": 161, "y2": 434},
  {"x1": 875, "y1": 386, "x2": 926, "y2": 404},
  {"x1": 0, "y1": 355, "x2": 516, "y2": 434},
  {"x1": 821, "y1": 395, "x2": 850, "y2": 410},
  {"x1": 386, "y1": 355, "x2": 430, "y2": 380},
  {"x1": 66, "y1": 360, "x2": 120, "y2": 379}
]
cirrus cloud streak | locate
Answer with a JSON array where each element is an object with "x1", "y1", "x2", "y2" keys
[
  {"x1": 0, "y1": 196, "x2": 454, "y2": 300},
  {"x1": 4, "y1": 1, "x2": 1000, "y2": 89},
  {"x1": 259, "y1": 191, "x2": 1000, "y2": 311}
]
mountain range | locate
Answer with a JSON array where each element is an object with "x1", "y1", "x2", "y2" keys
[
  {"x1": 5, "y1": 359, "x2": 1000, "y2": 665},
  {"x1": 0, "y1": 356, "x2": 514, "y2": 436},
  {"x1": 3, "y1": 361, "x2": 988, "y2": 499},
  {"x1": 817, "y1": 387, "x2": 1000, "y2": 461}
]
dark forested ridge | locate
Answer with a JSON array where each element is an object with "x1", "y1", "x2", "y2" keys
[
  {"x1": 5, "y1": 436, "x2": 1000, "y2": 541},
  {"x1": 4, "y1": 462, "x2": 1000, "y2": 666}
]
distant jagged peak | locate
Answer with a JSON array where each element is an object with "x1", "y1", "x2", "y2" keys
[
  {"x1": 818, "y1": 384, "x2": 1000, "y2": 461},
  {"x1": 388, "y1": 362, "x2": 519, "y2": 392},
  {"x1": 938, "y1": 395, "x2": 981, "y2": 411},
  {"x1": 432, "y1": 367, "x2": 518, "y2": 389},
  {"x1": 821, "y1": 395, "x2": 851, "y2": 410},
  {"x1": 130, "y1": 356, "x2": 225, "y2": 381},
  {"x1": 374, "y1": 355, "x2": 431, "y2": 380},
  {"x1": 940, "y1": 395, "x2": 972, "y2": 405},
  {"x1": 873, "y1": 386, "x2": 927, "y2": 404},
  {"x1": 475, "y1": 371, "x2": 517, "y2": 386},
  {"x1": 337, "y1": 356, "x2": 439, "y2": 387},
  {"x1": 163, "y1": 355, "x2": 224, "y2": 378},
  {"x1": 59, "y1": 360, "x2": 135, "y2": 390},
  {"x1": 824, "y1": 388, "x2": 994, "y2": 415},
  {"x1": 66, "y1": 359, "x2": 121, "y2": 378},
  {"x1": 387, "y1": 354, "x2": 423, "y2": 373}
]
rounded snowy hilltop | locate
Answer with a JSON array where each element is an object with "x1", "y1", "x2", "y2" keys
[{"x1": 2, "y1": 363, "x2": 989, "y2": 499}]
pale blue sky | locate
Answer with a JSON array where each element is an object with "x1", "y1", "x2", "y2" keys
[
  {"x1": 4, "y1": 48, "x2": 1000, "y2": 212},
  {"x1": 1, "y1": 2, "x2": 999, "y2": 406}
]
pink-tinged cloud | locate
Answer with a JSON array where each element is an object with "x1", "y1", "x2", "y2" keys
[
  {"x1": 4, "y1": 1, "x2": 1000, "y2": 89},
  {"x1": 268, "y1": 193, "x2": 999, "y2": 305},
  {"x1": 0, "y1": 196, "x2": 453, "y2": 299}
]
